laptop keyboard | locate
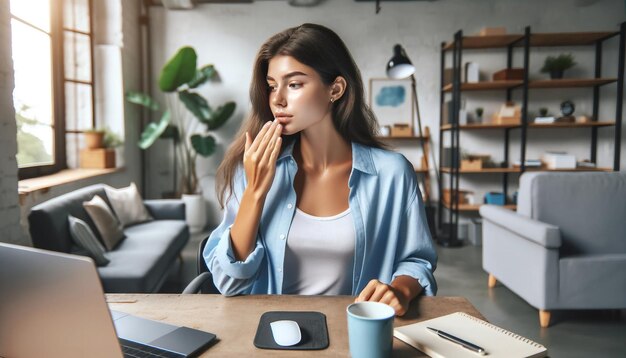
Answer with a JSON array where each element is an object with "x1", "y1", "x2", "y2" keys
[{"x1": 120, "y1": 339, "x2": 185, "y2": 358}]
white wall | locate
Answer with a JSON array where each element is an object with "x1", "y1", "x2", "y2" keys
[
  {"x1": 1, "y1": 0, "x2": 145, "y2": 246},
  {"x1": 148, "y1": 0, "x2": 625, "y2": 226},
  {"x1": 0, "y1": 0, "x2": 25, "y2": 244}
]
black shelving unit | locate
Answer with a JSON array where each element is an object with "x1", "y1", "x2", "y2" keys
[{"x1": 436, "y1": 22, "x2": 626, "y2": 245}]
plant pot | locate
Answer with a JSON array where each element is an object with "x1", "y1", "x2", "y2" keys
[
  {"x1": 549, "y1": 70, "x2": 564, "y2": 79},
  {"x1": 84, "y1": 131, "x2": 104, "y2": 149},
  {"x1": 182, "y1": 194, "x2": 207, "y2": 234}
]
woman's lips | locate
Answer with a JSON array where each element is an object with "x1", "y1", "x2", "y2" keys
[{"x1": 275, "y1": 116, "x2": 291, "y2": 124}]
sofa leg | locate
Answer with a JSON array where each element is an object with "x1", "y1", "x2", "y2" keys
[
  {"x1": 488, "y1": 274, "x2": 497, "y2": 288},
  {"x1": 539, "y1": 310, "x2": 551, "y2": 328}
]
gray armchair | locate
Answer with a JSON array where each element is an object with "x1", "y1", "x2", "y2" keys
[{"x1": 480, "y1": 171, "x2": 626, "y2": 327}]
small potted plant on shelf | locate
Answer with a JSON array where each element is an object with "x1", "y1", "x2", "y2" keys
[
  {"x1": 540, "y1": 53, "x2": 576, "y2": 79},
  {"x1": 475, "y1": 107, "x2": 484, "y2": 123},
  {"x1": 81, "y1": 127, "x2": 122, "y2": 169},
  {"x1": 84, "y1": 128, "x2": 105, "y2": 149}
]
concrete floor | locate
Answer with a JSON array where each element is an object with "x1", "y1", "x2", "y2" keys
[{"x1": 162, "y1": 231, "x2": 626, "y2": 357}]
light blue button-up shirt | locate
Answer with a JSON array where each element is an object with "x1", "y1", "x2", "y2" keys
[{"x1": 203, "y1": 138, "x2": 438, "y2": 297}]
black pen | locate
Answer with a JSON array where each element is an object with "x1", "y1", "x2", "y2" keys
[{"x1": 427, "y1": 327, "x2": 487, "y2": 355}]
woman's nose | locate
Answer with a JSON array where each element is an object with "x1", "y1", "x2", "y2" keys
[{"x1": 272, "y1": 87, "x2": 287, "y2": 107}]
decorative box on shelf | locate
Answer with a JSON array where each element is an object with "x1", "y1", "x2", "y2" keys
[
  {"x1": 443, "y1": 189, "x2": 473, "y2": 205},
  {"x1": 390, "y1": 123, "x2": 413, "y2": 137},
  {"x1": 80, "y1": 148, "x2": 116, "y2": 169},
  {"x1": 492, "y1": 68, "x2": 524, "y2": 81},
  {"x1": 492, "y1": 101, "x2": 521, "y2": 125},
  {"x1": 484, "y1": 192, "x2": 506, "y2": 205}
]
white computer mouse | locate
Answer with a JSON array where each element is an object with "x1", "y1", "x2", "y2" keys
[{"x1": 269, "y1": 320, "x2": 302, "y2": 346}]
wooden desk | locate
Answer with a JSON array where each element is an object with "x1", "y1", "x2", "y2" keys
[{"x1": 106, "y1": 294, "x2": 484, "y2": 357}]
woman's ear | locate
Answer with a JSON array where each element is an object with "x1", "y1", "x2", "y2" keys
[{"x1": 329, "y1": 76, "x2": 347, "y2": 102}]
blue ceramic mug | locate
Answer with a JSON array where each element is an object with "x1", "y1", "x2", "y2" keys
[{"x1": 346, "y1": 301, "x2": 395, "y2": 358}]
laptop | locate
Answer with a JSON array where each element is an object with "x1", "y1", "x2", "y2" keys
[{"x1": 0, "y1": 242, "x2": 216, "y2": 358}]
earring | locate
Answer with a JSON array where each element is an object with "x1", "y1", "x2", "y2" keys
[{"x1": 330, "y1": 97, "x2": 335, "y2": 103}]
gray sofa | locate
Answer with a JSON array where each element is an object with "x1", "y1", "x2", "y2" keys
[
  {"x1": 480, "y1": 171, "x2": 626, "y2": 327},
  {"x1": 28, "y1": 184, "x2": 189, "y2": 293}
]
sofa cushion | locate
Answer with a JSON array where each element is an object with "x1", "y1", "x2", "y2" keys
[
  {"x1": 104, "y1": 183, "x2": 153, "y2": 227},
  {"x1": 29, "y1": 185, "x2": 111, "y2": 253},
  {"x1": 97, "y1": 220, "x2": 189, "y2": 293},
  {"x1": 83, "y1": 195, "x2": 125, "y2": 251},
  {"x1": 68, "y1": 216, "x2": 110, "y2": 266},
  {"x1": 517, "y1": 172, "x2": 626, "y2": 256}
]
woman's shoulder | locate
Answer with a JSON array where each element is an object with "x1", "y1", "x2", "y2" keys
[{"x1": 361, "y1": 144, "x2": 415, "y2": 176}]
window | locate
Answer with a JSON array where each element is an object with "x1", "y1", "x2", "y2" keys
[{"x1": 11, "y1": 0, "x2": 94, "y2": 179}]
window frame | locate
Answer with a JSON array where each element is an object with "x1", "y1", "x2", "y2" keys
[{"x1": 15, "y1": 0, "x2": 95, "y2": 180}]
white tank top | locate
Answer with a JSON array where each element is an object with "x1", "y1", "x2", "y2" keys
[{"x1": 282, "y1": 207, "x2": 355, "y2": 295}]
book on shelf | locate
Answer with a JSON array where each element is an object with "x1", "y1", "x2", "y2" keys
[
  {"x1": 542, "y1": 152, "x2": 576, "y2": 169},
  {"x1": 513, "y1": 159, "x2": 542, "y2": 168},
  {"x1": 533, "y1": 116, "x2": 556, "y2": 124}
]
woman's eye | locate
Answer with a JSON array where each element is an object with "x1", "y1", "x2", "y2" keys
[
  {"x1": 268, "y1": 85, "x2": 276, "y2": 91},
  {"x1": 289, "y1": 83, "x2": 302, "y2": 89}
]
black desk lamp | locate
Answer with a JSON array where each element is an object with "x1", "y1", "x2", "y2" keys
[{"x1": 386, "y1": 44, "x2": 441, "y2": 237}]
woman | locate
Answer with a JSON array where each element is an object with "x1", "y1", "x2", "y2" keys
[{"x1": 204, "y1": 23, "x2": 436, "y2": 316}]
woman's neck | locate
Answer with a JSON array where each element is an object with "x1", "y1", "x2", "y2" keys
[{"x1": 296, "y1": 117, "x2": 351, "y2": 172}]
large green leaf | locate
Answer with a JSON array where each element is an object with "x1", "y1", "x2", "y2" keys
[
  {"x1": 159, "y1": 47, "x2": 197, "y2": 92},
  {"x1": 187, "y1": 64, "x2": 217, "y2": 89},
  {"x1": 139, "y1": 110, "x2": 171, "y2": 149},
  {"x1": 178, "y1": 90, "x2": 211, "y2": 122},
  {"x1": 205, "y1": 101, "x2": 236, "y2": 130},
  {"x1": 125, "y1": 91, "x2": 159, "y2": 111},
  {"x1": 190, "y1": 134, "x2": 216, "y2": 157}
]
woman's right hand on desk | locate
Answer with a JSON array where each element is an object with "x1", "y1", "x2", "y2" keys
[{"x1": 243, "y1": 119, "x2": 283, "y2": 200}]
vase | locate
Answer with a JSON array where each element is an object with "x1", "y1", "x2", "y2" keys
[
  {"x1": 84, "y1": 131, "x2": 104, "y2": 149},
  {"x1": 182, "y1": 194, "x2": 207, "y2": 234},
  {"x1": 549, "y1": 70, "x2": 564, "y2": 79}
]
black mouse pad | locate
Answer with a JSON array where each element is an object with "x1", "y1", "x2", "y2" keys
[{"x1": 253, "y1": 311, "x2": 329, "y2": 350}]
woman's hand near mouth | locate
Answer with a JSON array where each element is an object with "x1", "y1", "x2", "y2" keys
[{"x1": 243, "y1": 119, "x2": 283, "y2": 200}]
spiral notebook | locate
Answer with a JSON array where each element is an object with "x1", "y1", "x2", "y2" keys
[{"x1": 394, "y1": 312, "x2": 547, "y2": 358}]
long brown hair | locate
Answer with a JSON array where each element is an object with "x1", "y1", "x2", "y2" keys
[{"x1": 216, "y1": 23, "x2": 387, "y2": 208}]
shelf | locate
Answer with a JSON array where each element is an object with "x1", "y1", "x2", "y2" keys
[
  {"x1": 376, "y1": 135, "x2": 428, "y2": 140},
  {"x1": 414, "y1": 167, "x2": 428, "y2": 174},
  {"x1": 523, "y1": 167, "x2": 613, "y2": 172},
  {"x1": 441, "y1": 123, "x2": 519, "y2": 130},
  {"x1": 441, "y1": 167, "x2": 520, "y2": 174},
  {"x1": 443, "y1": 35, "x2": 524, "y2": 50},
  {"x1": 443, "y1": 78, "x2": 617, "y2": 93},
  {"x1": 528, "y1": 121, "x2": 615, "y2": 128},
  {"x1": 442, "y1": 202, "x2": 517, "y2": 212},
  {"x1": 441, "y1": 166, "x2": 613, "y2": 174},
  {"x1": 523, "y1": 32, "x2": 618, "y2": 47},
  {"x1": 443, "y1": 81, "x2": 522, "y2": 92},
  {"x1": 528, "y1": 78, "x2": 617, "y2": 89},
  {"x1": 443, "y1": 31, "x2": 618, "y2": 51},
  {"x1": 441, "y1": 121, "x2": 616, "y2": 131}
]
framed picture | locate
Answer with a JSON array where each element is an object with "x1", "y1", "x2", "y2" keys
[{"x1": 368, "y1": 78, "x2": 414, "y2": 128}]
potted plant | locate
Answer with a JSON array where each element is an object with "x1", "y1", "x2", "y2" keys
[
  {"x1": 475, "y1": 107, "x2": 484, "y2": 122},
  {"x1": 126, "y1": 46, "x2": 236, "y2": 232},
  {"x1": 84, "y1": 128, "x2": 105, "y2": 149},
  {"x1": 540, "y1": 53, "x2": 576, "y2": 79}
]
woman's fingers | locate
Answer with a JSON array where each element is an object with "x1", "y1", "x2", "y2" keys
[
  {"x1": 267, "y1": 137, "x2": 282, "y2": 165},
  {"x1": 368, "y1": 284, "x2": 389, "y2": 303},
  {"x1": 255, "y1": 121, "x2": 278, "y2": 157},
  {"x1": 244, "y1": 132, "x2": 251, "y2": 153},
  {"x1": 260, "y1": 126, "x2": 282, "y2": 164},
  {"x1": 355, "y1": 279, "x2": 379, "y2": 302},
  {"x1": 248, "y1": 120, "x2": 272, "y2": 153}
]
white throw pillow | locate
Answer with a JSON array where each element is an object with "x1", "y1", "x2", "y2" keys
[
  {"x1": 83, "y1": 195, "x2": 125, "y2": 251},
  {"x1": 104, "y1": 182, "x2": 153, "y2": 227}
]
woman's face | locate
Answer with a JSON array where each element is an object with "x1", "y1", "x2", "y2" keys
[{"x1": 266, "y1": 55, "x2": 334, "y2": 135}]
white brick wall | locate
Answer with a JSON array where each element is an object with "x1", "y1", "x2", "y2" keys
[{"x1": 0, "y1": 0, "x2": 25, "y2": 245}]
